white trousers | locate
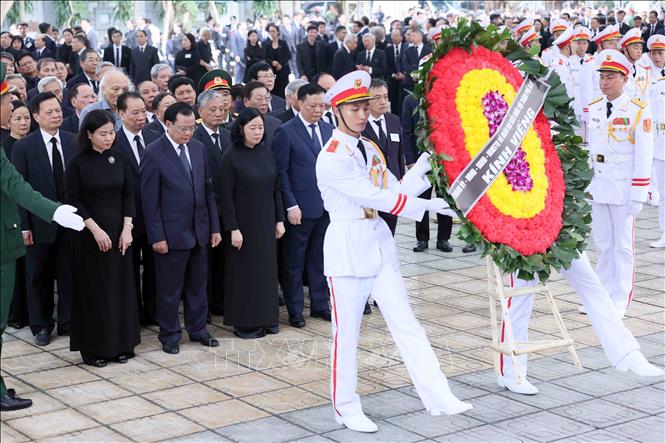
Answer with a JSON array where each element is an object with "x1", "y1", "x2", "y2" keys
[
  {"x1": 653, "y1": 159, "x2": 665, "y2": 234},
  {"x1": 500, "y1": 252, "x2": 640, "y2": 379},
  {"x1": 326, "y1": 223, "x2": 458, "y2": 418},
  {"x1": 591, "y1": 202, "x2": 636, "y2": 310}
]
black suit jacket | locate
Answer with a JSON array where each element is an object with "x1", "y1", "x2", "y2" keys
[
  {"x1": 296, "y1": 40, "x2": 327, "y2": 80},
  {"x1": 402, "y1": 44, "x2": 432, "y2": 89},
  {"x1": 263, "y1": 114, "x2": 282, "y2": 150},
  {"x1": 331, "y1": 47, "x2": 356, "y2": 80},
  {"x1": 362, "y1": 112, "x2": 405, "y2": 179},
  {"x1": 270, "y1": 108, "x2": 297, "y2": 124},
  {"x1": 60, "y1": 113, "x2": 80, "y2": 134},
  {"x1": 191, "y1": 124, "x2": 231, "y2": 215},
  {"x1": 143, "y1": 119, "x2": 166, "y2": 138},
  {"x1": 326, "y1": 40, "x2": 343, "y2": 72},
  {"x1": 130, "y1": 45, "x2": 160, "y2": 85},
  {"x1": 103, "y1": 45, "x2": 132, "y2": 72},
  {"x1": 618, "y1": 22, "x2": 631, "y2": 35},
  {"x1": 11, "y1": 130, "x2": 76, "y2": 243},
  {"x1": 66, "y1": 72, "x2": 98, "y2": 94},
  {"x1": 111, "y1": 128, "x2": 159, "y2": 238},
  {"x1": 386, "y1": 42, "x2": 408, "y2": 75},
  {"x1": 32, "y1": 47, "x2": 54, "y2": 60},
  {"x1": 356, "y1": 48, "x2": 388, "y2": 79}
]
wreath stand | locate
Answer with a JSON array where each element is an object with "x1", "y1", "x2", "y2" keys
[{"x1": 486, "y1": 257, "x2": 582, "y2": 384}]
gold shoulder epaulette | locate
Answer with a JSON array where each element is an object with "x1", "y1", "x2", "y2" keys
[
  {"x1": 630, "y1": 98, "x2": 647, "y2": 108},
  {"x1": 588, "y1": 97, "x2": 603, "y2": 105}
]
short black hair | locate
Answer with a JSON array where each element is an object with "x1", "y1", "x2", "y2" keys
[
  {"x1": 135, "y1": 29, "x2": 148, "y2": 38},
  {"x1": 30, "y1": 91, "x2": 59, "y2": 114},
  {"x1": 78, "y1": 109, "x2": 115, "y2": 152},
  {"x1": 307, "y1": 24, "x2": 318, "y2": 32},
  {"x1": 112, "y1": 29, "x2": 122, "y2": 37},
  {"x1": 117, "y1": 91, "x2": 143, "y2": 112},
  {"x1": 163, "y1": 101, "x2": 194, "y2": 123},
  {"x1": 168, "y1": 75, "x2": 195, "y2": 94},
  {"x1": 230, "y1": 107, "x2": 264, "y2": 146},
  {"x1": 489, "y1": 13, "x2": 502, "y2": 21},
  {"x1": 80, "y1": 48, "x2": 98, "y2": 62},
  {"x1": 230, "y1": 84, "x2": 244, "y2": 100},
  {"x1": 297, "y1": 83, "x2": 325, "y2": 101},
  {"x1": 10, "y1": 100, "x2": 28, "y2": 114},
  {"x1": 152, "y1": 92, "x2": 174, "y2": 111},
  {"x1": 38, "y1": 22, "x2": 51, "y2": 33},
  {"x1": 369, "y1": 78, "x2": 388, "y2": 90},
  {"x1": 73, "y1": 34, "x2": 88, "y2": 45},
  {"x1": 15, "y1": 51, "x2": 35, "y2": 65},
  {"x1": 243, "y1": 81, "x2": 268, "y2": 101},
  {"x1": 335, "y1": 26, "x2": 346, "y2": 34},
  {"x1": 247, "y1": 62, "x2": 273, "y2": 81}
]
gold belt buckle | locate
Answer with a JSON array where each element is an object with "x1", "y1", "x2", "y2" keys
[
  {"x1": 596, "y1": 154, "x2": 605, "y2": 163},
  {"x1": 363, "y1": 208, "x2": 377, "y2": 219}
]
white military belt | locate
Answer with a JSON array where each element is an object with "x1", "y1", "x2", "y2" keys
[
  {"x1": 593, "y1": 153, "x2": 633, "y2": 164},
  {"x1": 329, "y1": 209, "x2": 377, "y2": 221}
]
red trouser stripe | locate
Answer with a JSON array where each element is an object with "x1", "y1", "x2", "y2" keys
[
  {"x1": 627, "y1": 217, "x2": 636, "y2": 309},
  {"x1": 329, "y1": 277, "x2": 342, "y2": 416}
]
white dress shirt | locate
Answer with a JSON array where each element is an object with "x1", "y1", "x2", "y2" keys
[
  {"x1": 122, "y1": 125, "x2": 144, "y2": 164},
  {"x1": 40, "y1": 129, "x2": 64, "y2": 170},
  {"x1": 202, "y1": 123, "x2": 221, "y2": 150},
  {"x1": 299, "y1": 113, "x2": 323, "y2": 147}
]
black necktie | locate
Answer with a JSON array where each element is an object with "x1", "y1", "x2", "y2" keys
[
  {"x1": 134, "y1": 134, "x2": 144, "y2": 158},
  {"x1": 652, "y1": 25, "x2": 655, "y2": 35},
  {"x1": 178, "y1": 144, "x2": 192, "y2": 182},
  {"x1": 140, "y1": 46, "x2": 144, "y2": 53},
  {"x1": 357, "y1": 140, "x2": 367, "y2": 163},
  {"x1": 606, "y1": 102, "x2": 613, "y2": 118},
  {"x1": 374, "y1": 119, "x2": 387, "y2": 148},
  {"x1": 325, "y1": 111, "x2": 335, "y2": 127},
  {"x1": 211, "y1": 132, "x2": 221, "y2": 151},
  {"x1": 661, "y1": 68, "x2": 665, "y2": 77},
  {"x1": 51, "y1": 137, "x2": 65, "y2": 201},
  {"x1": 366, "y1": 51, "x2": 371, "y2": 65},
  {"x1": 115, "y1": 47, "x2": 120, "y2": 67},
  {"x1": 580, "y1": 58, "x2": 584, "y2": 65},
  {"x1": 632, "y1": 65, "x2": 637, "y2": 78},
  {"x1": 309, "y1": 124, "x2": 321, "y2": 152}
]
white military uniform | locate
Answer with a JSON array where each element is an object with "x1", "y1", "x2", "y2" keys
[
  {"x1": 619, "y1": 28, "x2": 652, "y2": 105},
  {"x1": 649, "y1": 67, "x2": 665, "y2": 242},
  {"x1": 317, "y1": 128, "x2": 469, "y2": 419},
  {"x1": 499, "y1": 252, "x2": 641, "y2": 381},
  {"x1": 587, "y1": 85, "x2": 653, "y2": 311}
]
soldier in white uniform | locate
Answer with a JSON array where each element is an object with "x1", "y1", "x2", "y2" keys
[
  {"x1": 519, "y1": 29, "x2": 541, "y2": 53},
  {"x1": 645, "y1": 35, "x2": 665, "y2": 248},
  {"x1": 618, "y1": 28, "x2": 652, "y2": 104},
  {"x1": 512, "y1": 18, "x2": 534, "y2": 40},
  {"x1": 570, "y1": 27, "x2": 593, "y2": 133},
  {"x1": 315, "y1": 71, "x2": 472, "y2": 433},
  {"x1": 587, "y1": 50, "x2": 654, "y2": 316},
  {"x1": 579, "y1": 25, "x2": 622, "y2": 139},
  {"x1": 549, "y1": 27, "x2": 576, "y2": 97},
  {"x1": 542, "y1": 19, "x2": 570, "y2": 67}
]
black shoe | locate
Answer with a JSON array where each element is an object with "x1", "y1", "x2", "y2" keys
[
  {"x1": 289, "y1": 314, "x2": 306, "y2": 328},
  {"x1": 264, "y1": 324, "x2": 279, "y2": 334},
  {"x1": 206, "y1": 313, "x2": 212, "y2": 324},
  {"x1": 233, "y1": 327, "x2": 265, "y2": 339},
  {"x1": 34, "y1": 328, "x2": 50, "y2": 346},
  {"x1": 373, "y1": 300, "x2": 378, "y2": 307},
  {"x1": 462, "y1": 244, "x2": 477, "y2": 253},
  {"x1": 436, "y1": 240, "x2": 453, "y2": 252},
  {"x1": 162, "y1": 343, "x2": 180, "y2": 354},
  {"x1": 123, "y1": 351, "x2": 136, "y2": 359},
  {"x1": 112, "y1": 355, "x2": 128, "y2": 364},
  {"x1": 363, "y1": 302, "x2": 372, "y2": 315},
  {"x1": 83, "y1": 357, "x2": 107, "y2": 368},
  {"x1": 278, "y1": 296, "x2": 285, "y2": 306},
  {"x1": 7, "y1": 322, "x2": 27, "y2": 329},
  {"x1": 57, "y1": 327, "x2": 70, "y2": 337},
  {"x1": 140, "y1": 317, "x2": 159, "y2": 327},
  {"x1": 190, "y1": 334, "x2": 220, "y2": 347},
  {"x1": 6, "y1": 389, "x2": 16, "y2": 398},
  {"x1": 413, "y1": 241, "x2": 428, "y2": 252},
  {"x1": 310, "y1": 310, "x2": 331, "y2": 321},
  {"x1": 0, "y1": 394, "x2": 32, "y2": 411}
]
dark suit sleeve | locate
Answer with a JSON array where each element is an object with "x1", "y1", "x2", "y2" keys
[
  {"x1": 64, "y1": 157, "x2": 91, "y2": 220},
  {"x1": 401, "y1": 95, "x2": 417, "y2": 165},
  {"x1": 203, "y1": 154, "x2": 220, "y2": 234},
  {"x1": 295, "y1": 44, "x2": 305, "y2": 78},
  {"x1": 331, "y1": 50, "x2": 342, "y2": 79},
  {"x1": 271, "y1": 126, "x2": 297, "y2": 210},
  {"x1": 122, "y1": 156, "x2": 136, "y2": 218},
  {"x1": 279, "y1": 42, "x2": 291, "y2": 67},
  {"x1": 219, "y1": 150, "x2": 239, "y2": 232},
  {"x1": 151, "y1": 47, "x2": 160, "y2": 67},
  {"x1": 1, "y1": 150, "x2": 58, "y2": 224},
  {"x1": 139, "y1": 146, "x2": 165, "y2": 244},
  {"x1": 373, "y1": 50, "x2": 387, "y2": 79}
]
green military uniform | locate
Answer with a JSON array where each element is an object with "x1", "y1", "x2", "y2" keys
[
  {"x1": 198, "y1": 68, "x2": 236, "y2": 129},
  {"x1": 0, "y1": 149, "x2": 58, "y2": 397}
]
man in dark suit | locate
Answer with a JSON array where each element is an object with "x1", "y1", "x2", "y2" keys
[
  {"x1": 245, "y1": 62, "x2": 287, "y2": 112},
  {"x1": 140, "y1": 102, "x2": 221, "y2": 354},
  {"x1": 32, "y1": 35, "x2": 54, "y2": 60},
  {"x1": 272, "y1": 84, "x2": 333, "y2": 327},
  {"x1": 362, "y1": 79, "x2": 405, "y2": 235},
  {"x1": 243, "y1": 81, "x2": 282, "y2": 148},
  {"x1": 112, "y1": 91, "x2": 159, "y2": 325},
  {"x1": 192, "y1": 79, "x2": 232, "y2": 317},
  {"x1": 144, "y1": 92, "x2": 175, "y2": 137},
  {"x1": 296, "y1": 24, "x2": 327, "y2": 80},
  {"x1": 65, "y1": 48, "x2": 99, "y2": 94},
  {"x1": 270, "y1": 78, "x2": 307, "y2": 123},
  {"x1": 103, "y1": 29, "x2": 131, "y2": 73},
  {"x1": 331, "y1": 34, "x2": 358, "y2": 79},
  {"x1": 10, "y1": 92, "x2": 76, "y2": 346},
  {"x1": 68, "y1": 34, "x2": 88, "y2": 76},
  {"x1": 402, "y1": 30, "x2": 431, "y2": 90},
  {"x1": 61, "y1": 83, "x2": 97, "y2": 133},
  {"x1": 616, "y1": 10, "x2": 631, "y2": 35},
  {"x1": 326, "y1": 26, "x2": 347, "y2": 72},
  {"x1": 355, "y1": 33, "x2": 387, "y2": 80},
  {"x1": 129, "y1": 30, "x2": 160, "y2": 85},
  {"x1": 643, "y1": 10, "x2": 665, "y2": 48},
  {"x1": 386, "y1": 29, "x2": 408, "y2": 116}
]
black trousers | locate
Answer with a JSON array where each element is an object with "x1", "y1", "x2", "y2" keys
[
  {"x1": 25, "y1": 230, "x2": 73, "y2": 335},
  {"x1": 8, "y1": 256, "x2": 29, "y2": 325},
  {"x1": 207, "y1": 239, "x2": 225, "y2": 316},
  {"x1": 415, "y1": 187, "x2": 452, "y2": 242},
  {"x1": 131, "y1": 236, "x2": 156, "y2": 322},
  {"x1": 389, "y1": 77, "x2": 403, "y2": 116},
  {"x1": 379, "y1": 212, "x2": 398, "y2": 236}
]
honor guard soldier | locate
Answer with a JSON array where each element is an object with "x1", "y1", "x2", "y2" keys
[
  {"x1": 512, "y1": 18, "x2": 534, "y2": 40},
  {"x1": 198, "y1": 69, "x2": 236, "y2": 128},
  {"x1": 618, "y1": 28, "x2": 652, "y2": 104},
  {"x1": 586, "y1": 50, "x2": 654, "y2": 317},
  {"x1": 316, "y1": 71, "x2": 472, "y2": 433},
  {"x1": 549, "y1": 27, "x2": 576, "y2": 97},
  {"x1": 519, "y1": 29, "x2": 541, "y2": 56},
  {"x1": 645, "y1": 35, "x2": 665, "y2": 248},
  {"x1": 542, "y1": 19, "x2": 570, "y2": 67},
  {"x1": 579, "y1": 25, "x2": 622, "y2": 137},
  {"x1": 0, "y1": 62, "x2": 85, "y2": 411},
  {"x1": 570, "y1": 27, "x2": 593, "y2": 133}
]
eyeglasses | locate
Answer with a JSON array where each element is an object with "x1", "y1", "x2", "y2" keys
[
  {"x1": 257, "y1": 73, "x2": 276, "y2": 80},
  {"x1": 253, "y1": 94, "x2": 271, "y2": 102},
  {"x1": 173, "y1": 125, "x2": 196, "y2": 133}
]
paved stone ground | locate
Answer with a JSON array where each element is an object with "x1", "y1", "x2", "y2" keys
[{"x1": 1, "y1": 207, "x2": 663, "y2": 442}]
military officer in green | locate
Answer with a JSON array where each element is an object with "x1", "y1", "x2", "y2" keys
[{"x1": 0, "y1": 62, "x2": 84, "y2": 411}]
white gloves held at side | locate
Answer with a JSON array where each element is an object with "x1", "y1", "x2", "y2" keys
[{"x1": 427, "y1": 198, "x2": 457, "y2": 218}]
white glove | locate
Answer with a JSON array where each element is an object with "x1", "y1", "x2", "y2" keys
[
  {"x1": 628, "y1": 201, "x2": 643, "y2": 216},
  {"x1": 52, "y1": 205, "x2": 85, "y2": 231},
  {"x1": 411, "y1": 152, "x2": 432, "y2": 176},
  {"x1": 427, "y1": 197, "x2": 457, "y2": 218}
]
